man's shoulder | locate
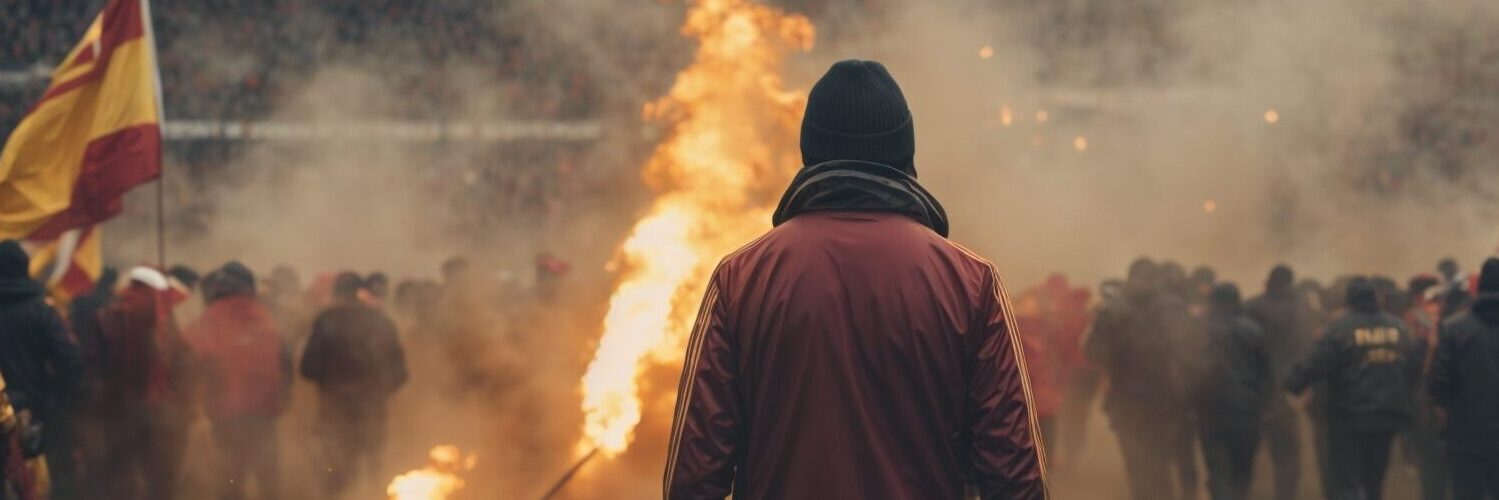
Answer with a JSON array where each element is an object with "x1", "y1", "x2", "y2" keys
[
  {"x1": 723, "y1": 213, "x2": 986, "y2": 267},
  {"x1": 3, "y1": 296, "x2": 61, "y2": 325},
  {"x1": 1440, "y1": 312, "x2": 1487, "y2": 342}
]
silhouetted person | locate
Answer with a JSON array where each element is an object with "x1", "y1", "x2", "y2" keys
[
  {"x1": 364, "y1": 272, "x2": 389, "y2": 307},
  {"x1": 1089, "y1": 258, "x2": 1191, "y2": 500},
  {"x1": 663, "y1": 60, "x2": 1045, "y2": 499},
  {"x1": 1404, "y1": 274, "x2": 1449, "y2": 500},
  {"x1": 1287, "y1": 278, "x2": 1422, "y2": 500},
  {"x1": 0, "y1": 241, "x2": 82, "y2": 498},
  {"x1": 94, "y1": 267, "x2": 188, "y2": 500},
  {"x1": 440, "y1": 257, "x2": 471, "y2": 290},
  {"x1": 59, "y1": 266, "x2": 118, "y2": 500},
  {"x1": 1430, "y1": 258, "x2": 1499, "y2": 500},
  {"x1": 188, "y1": 263, "x2": 291, "y2": 500},
  {"x1": 1245, "y1": 265, "x2": 1316, "y2": 500},
  {"x1": 1191, "y1": 283, "x2": 1269, "y2": 500},
  {"x1": 301, "y1": 272, "x2": 407, "y2": 498},
  {"x1": 1157, "y1": 261, "x2": 1201, "y2": 499},
  {"x1": 1437, "y1": 258, "x2": 1460, "y2": 285}
]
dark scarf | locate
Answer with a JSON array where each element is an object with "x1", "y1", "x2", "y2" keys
[{"x1": 771, "y1": 160, "x2": 949, "y2": 237}]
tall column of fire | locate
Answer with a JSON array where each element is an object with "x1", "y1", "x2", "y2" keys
[{"x1": 577, "y1": 0, "x2": 814, "y2": 460}]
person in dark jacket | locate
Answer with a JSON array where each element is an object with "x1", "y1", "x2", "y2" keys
[
  {"x1": 0, "y1": 240, "x2": 83, "y2": 496},
  {"x1": 1403, "y1": 274, "x2": 1449, "y2": 500},
  {"x1": 1191, "y1": 283, "x2": 1270, "y2": 500},
  {"x1": 663, "y1": 60, "x2": 1046, "y2": 500},
  {"x1": 1286, "y1": 278, "x2": 1423, "y2": 500},
  {"x1": 1157, "y1": 262, "x2": 1201, "y2": 500},
  {"x1": 93, "y1": 266, "x2": 189, "y2": 500},
  {"x1": 52, "y1": 265, "x2": 115, "y2": 500},
  {"x1": 189, "y1": 262, "x2": 291, "y2": 500},
  {"x1": 1429, "y1": 257, "x2": 1499, "y2": 500},
  {"x1": 301, "y1": 272, "x2": 407, "y2": 498},
  {"x1": 1244, "y1": 265, "x2": 1315, "y2": 500},
  {"x1": 1088, "y1": 258, "x2": 1192, "y2": 500}
]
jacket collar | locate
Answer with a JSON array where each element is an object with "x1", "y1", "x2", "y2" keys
[{"x1": 772, "y1": 160, "x2": 949, "y2": 237}]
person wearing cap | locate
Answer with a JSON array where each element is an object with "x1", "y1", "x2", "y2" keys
[
  {"x1": 187, "y1": 262, "x2": 291, "y2": 500},
  {"x1": 1244, "y1": 264, "x2": 1317, "y2": 500},
  {"x1": 1429, "y1": 257, "x2": 1499, "y2": 500},
  {"x1": 663, "y1": 60, "x2": 1046, "y2": 500},
  {"x1": 1286, "y1": 277, "x2": 1423, "y2": 500},
  {"x1": 300, "y1": 272, "x2": 407, "y2": 498},
  {"x1": 1188, "y1": 283, "x2": 1269, "y2": 500},
  {"x1": 92, "y1": 265, "x2": 189, "y2": 500},
  {"x1": 0, "y1": 240, "x2": 82, "y2": 498}
]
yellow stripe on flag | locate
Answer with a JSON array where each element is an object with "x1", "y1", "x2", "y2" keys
[{"x1": 0, "y1": 0, "x2": 161, "y2": 240}]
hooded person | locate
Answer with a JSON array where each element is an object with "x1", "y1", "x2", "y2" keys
[
  {"x1": 1286, "y1": 277, "x2": 1422, "y2": 500},
  {"x1": 92, "y1": 265, "x2": 188, "y2": 500},
  {"x1": 300, "y1": 272, "x2": 407, "y2": 497},
  {"x1": 0, "y1": 240, "x2": 83, "y2": 498},
  {"x1": 1429, "y1": 257, "x2": 1499, "y2": 500},
  {"x1": 1191, "y1": 283, "x2": 1269, "y2": 500},
  {"x1": 663, "y1": 60, "x2": 1046, "y2": 500},
  {"x1": 187, "y1": 262, "x2": 290, "y2": 500},
  {"x1": 1243, "y1": 264, "x2": 1317, "y2": 500}
]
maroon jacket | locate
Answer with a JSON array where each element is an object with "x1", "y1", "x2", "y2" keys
[
  {"x1": 665, "y1": 160, "x2": 1048, "y2": 500},
  {"x1": 187, "y1": 295, "x2": 291, "y2": 419}
]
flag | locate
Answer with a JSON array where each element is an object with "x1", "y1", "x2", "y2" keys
[
  {"x1": 0, "y1": 0, "x2": 163, "y2": 241},
  {"x1": 27, "y1": 225, "x2": 104, "y2": 303}
]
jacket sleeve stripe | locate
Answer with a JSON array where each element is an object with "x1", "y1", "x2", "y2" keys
[
  {"x1": 987, "y1": 262, "x2": 1052, "y2": 497},
  {"x1": 663, "y1": 282, "x2": 722, "y2": 498},
  {"x1": 944, "y1": 236, "x2": 1051, "y2": 497}
]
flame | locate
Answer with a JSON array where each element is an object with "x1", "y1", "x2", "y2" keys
[
  {"x1": 387, "y1": 445, "x2": 478, "y2": 500},
  {"x1": 577, "y1": 0, "x2": 813, "y2": 458}
]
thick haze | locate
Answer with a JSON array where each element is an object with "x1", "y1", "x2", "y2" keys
[
  {"x1": 811, "y1": 0, "x2": 1499, "y2": 289},
  {"x1": 85, "y1": 0, "x2": 1499, "y2": 498}
]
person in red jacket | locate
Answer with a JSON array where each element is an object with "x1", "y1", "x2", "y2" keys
[
  {"x1": 188, "y1": 262, "x2": 291, "y2": 500},
  {"x1": 664, "y1": 60, "x2": 1047, "y2": 500},
  {"x1": 1016, "y1": 290, "x2": 1063, "y2": 451},
  {"x1": 93, "y1": 266, "x2": 188, "y2": 500}
]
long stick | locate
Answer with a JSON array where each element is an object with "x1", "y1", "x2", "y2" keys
[
  {"x1": 155, "y1": 178, "x2": 164, "y2": 268},
  {"x1": 536, "y1": 448, "x2": 600, "y2": 500},
  {"x1": 142, "y1": 0, "x2": 166, "y2": 269}
]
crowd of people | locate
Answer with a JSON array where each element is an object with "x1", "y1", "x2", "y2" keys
[
  {"x1": 0, "y1": 239, "x2": 431, "y2": 500},
  {"x1": 1015, "y1": 256, "x2": 1499, "y2": 500},
  {"x1": 0, "y1": 235, "x2": 578, "y2": 500}
]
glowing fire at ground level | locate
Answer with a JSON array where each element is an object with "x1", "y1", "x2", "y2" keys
[
  {"x1": 387, "y1": 445, "x2": 477, "y2": 500},
  {"x1": 383, "y1": 0, "x2": 815, "y2": 495}
]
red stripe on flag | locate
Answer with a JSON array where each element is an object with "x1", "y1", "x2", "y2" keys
[
  {"x1": 57, "y1": 260, "x2": 96, "y2": 297},
  {"x1": 28, "y1": 0, "x2": 147, "y2": 112},
  {"x1": 27, "y1": 124, "x2": 161, "y2": 240}
]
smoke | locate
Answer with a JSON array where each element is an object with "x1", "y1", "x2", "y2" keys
[
  {"x1": 793, "y1": 0, "x2": 1499, "y2": 497},
  {"x1": 792, "y1": 0, "x2": 1499, "y2": 292},
  {"x1": 83, "y1": 0, "x2": 1499, "y2": 498}
]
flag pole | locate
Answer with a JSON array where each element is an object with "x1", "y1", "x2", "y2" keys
[{"x1": 141, "y1": 0, "x2": 167, "y2": 269}]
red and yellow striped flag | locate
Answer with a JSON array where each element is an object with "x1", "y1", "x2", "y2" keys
[
  {"x1": 0, "y1": 0, "x2": 163, "y2": 242},
  {"x1": 27, "y1": 226, "x2": 105, "y2": 304}
]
